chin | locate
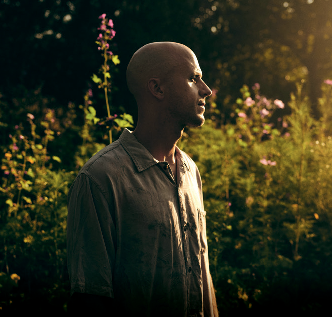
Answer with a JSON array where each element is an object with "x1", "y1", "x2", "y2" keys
[{"x1": 186, "y1": 115, "x2": 205, "y2": 128}]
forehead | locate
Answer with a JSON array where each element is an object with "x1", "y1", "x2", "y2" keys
[{"x1": 173, "y1": 51, "x2": 202, "y2": 75}]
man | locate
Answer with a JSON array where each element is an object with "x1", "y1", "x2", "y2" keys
[{"x1": 67, "y1": 42, "x2": 218, "y2": 316}]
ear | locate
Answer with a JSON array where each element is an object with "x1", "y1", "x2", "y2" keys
[{"x1": 148, "y1": 78, "x2": 164, "y2": 100}]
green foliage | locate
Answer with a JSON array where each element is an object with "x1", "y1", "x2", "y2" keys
[
  {"x1": 0, "y1": 15, "x2": 133, "y2": 313},
  {"x1": 0, "y1": 111, "x2": 75, "y2": 312},
  {"x1": 179, "y1": 83, "x2": 332, "y2": 314}
]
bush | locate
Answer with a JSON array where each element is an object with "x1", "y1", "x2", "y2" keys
[{"x1": 179, "y1": 82, "x2": 332, "y2": 315}]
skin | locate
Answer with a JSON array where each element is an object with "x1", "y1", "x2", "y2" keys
[{"x1": 126, "y1": 42, "x2": 212, "y2": 178}]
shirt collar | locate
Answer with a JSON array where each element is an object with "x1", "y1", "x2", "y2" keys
[{"x1": 119, "y1": 128, "x2": 190, "y2": 173}]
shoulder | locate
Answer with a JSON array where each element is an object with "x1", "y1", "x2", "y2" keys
[
  {"x1": 72, "y1": 139, "x2": 132, "y2": 192},
  {"x1": 177, "y1": 147, "x2": 200, "y2": 174},
  {"x1": 82, "y1": 139, "x2": 132, "y2": 174}
]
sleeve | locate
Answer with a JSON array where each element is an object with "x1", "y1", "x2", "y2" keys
[{"x1": 67, "y1": 173, "x2": 116, "y2": 298}]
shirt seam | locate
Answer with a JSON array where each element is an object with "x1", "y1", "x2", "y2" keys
[
  {"x1": 80, "y1": 171, "x2": 111, "y2": 205},
  {"x1": 85, "y1": 141, "x2": 121, "y2": 173}
]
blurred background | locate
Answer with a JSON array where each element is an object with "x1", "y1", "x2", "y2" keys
[{"x1": 1, "y1": 0, "x2": 332, "y2": 315}]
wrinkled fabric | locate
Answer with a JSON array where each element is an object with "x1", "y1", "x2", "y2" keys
[{"x1": 67, "y1": 129, "x2": 215, "y2": 316}]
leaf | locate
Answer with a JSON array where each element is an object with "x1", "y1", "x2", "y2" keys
[
  {"x1": 121, "y1": 113, "x2": 134, "y2": 124},
  {"x1": 5, "y1": 199, "x2": 13, "y2": 207},
  {"x1": 35, "y1": 144, "x2": 43, "y2": 150},
  {"x1": 227, "y1": 127, "x2": 235, "y2": 136},
  {"x1": 22, "y1": 196, "x2": 32, "y2": 204},
  {"x1": 27, "y1": 168, "x2": 35, "y2": 178},
  {"x1": 91, "y1": 74, "x2": 102, "y2": 83},
  {"x1": 111, "y1": 55, "x2": 120, "y2": 65},
  {"x1": 105, "y1": 72, "x2": 111, "y2": 78},
  {"x1": 88, "y1": 106, "x2": 96, "y2": 116},
  {"x1": 114, "y1": 118, "x2": 133, "y2": 128},
  {"x1": 52, "y1": 156, "x2": 61, "y2": 163},
  {"x1": 238, "y1": 139, "x2": 248, "y2": 147}
]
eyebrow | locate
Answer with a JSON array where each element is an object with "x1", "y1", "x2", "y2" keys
[{"x1": 192, "y1": 72, "x2": 202, "y2": 78}]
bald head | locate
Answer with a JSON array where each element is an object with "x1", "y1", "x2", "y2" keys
[{"x1": 126, "y1": 42, "x2": 195, "y2": 101}]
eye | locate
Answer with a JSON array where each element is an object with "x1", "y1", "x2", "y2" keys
[{"x1": 191, "y1": 76, "x2": 198, "y2": 83}]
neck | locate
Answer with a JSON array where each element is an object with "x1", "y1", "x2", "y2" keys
[{"x1": 133, "y1": 119, "x2": 184, "y2": 164}]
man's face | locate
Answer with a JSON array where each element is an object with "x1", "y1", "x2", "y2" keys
[{"x1": 163, "y1": 51, "x2": 212, "y2": 128}]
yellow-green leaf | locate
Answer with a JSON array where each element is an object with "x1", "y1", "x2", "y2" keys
[
  {"x1": 23, "y1": 196, "x2": 32, "y2": 204},
  {"x1": 52, "y1": 156, "x2": 61, "y2": 163},
  {"x1": 91, "y1": 73, "x2": 102, "y2": 83},
  {"x1": 111, "y1": 55, "x2": 120, "y2": 65}
]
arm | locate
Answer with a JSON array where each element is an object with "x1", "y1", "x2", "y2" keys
[{"x1": 67, "y1": 173, "x2": 117, "y2": 306}]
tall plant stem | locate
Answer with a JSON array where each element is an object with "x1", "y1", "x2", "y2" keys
[
  {"x1": 104, "y1": 50, "x2": 112, "y2": 144},
  {"x1": 294, "y1": 88, "x2": 305, "y2": 261}
]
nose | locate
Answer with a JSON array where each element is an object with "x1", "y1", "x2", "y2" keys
[{"x1": 200, "y1": 80, "x2": 212, "y2": 98}]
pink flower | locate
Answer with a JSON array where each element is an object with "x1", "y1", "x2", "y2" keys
[
  {"x1": 13, "y1": 143, "x2": 18, "y2": 151},
  {"x1": 324, "y1": 79, "x2": 332, "y2": 85},
  {"x1": 110, "y1": 29, "x2": 116, "y2": 38},
  {"x1": 19, "y1": 135, "x2": 24, "y2": 139},
  {"x1": 27, "y1": 113, "x2": 34, "y2": 120},
  {"x1": 105, "y1": 43, "x2": 109, "y2": 49},
  {"x1": 252, "y1": 83, "x2": 260, "y2": 90},
  {"x1": 244, "y1": 97, "x2": 255, "y2": 107},
  {"x1": 262, "y1": 97, "x2": 271, "y2": 107},
  {"x1": 15, "y1": 125, "x2": 19, "y2": 129},
  {"x1": 108, "y1": 19, "x2": 114, "y2": 28},
  {"x1": 4, "y1": 170, "x2": 10, "y2": 175},
  {"x1": 107, "y1": 51, "x2": 113, "y2": 55},
  {"x1": 278, "y1": 117, "x2": 282, "y2": 121},
  {"x1": 238, "y1": 112, "x2": 247, "y2": 118},
  {"x1": 99, "y1": 13, "x2": 106, "y2": 19},
  {"x1": 9, "y1": 134, "x2": 12, "y2": 138},
  {"x1": 282, "y1": 121, "x2": 288, "y2": 128},
  {"x1": 260, "y1": 158, "x2": 268, "y2": 165},
  {"x1": 97, "y1": 33, "x2": 103, "y2": 40},
  {"x1": 284, "y1": 132, "x2": 290, "y2": 138},
  {"x1": 263, "y1": 129, "x2": 269, "y2": 134},
  {"x1": 274, "y1": 99, "x2": 284, "y2": 108},
  {"x1": 88, "y1": 89, "x2": 93, "y2": 97},
  {"x1": 260, "y1": 158, "x2": 276, "y2": 166},
  {"x1": 99, "y1": 24, "x2": 107, "y2": 31},
  {"x1": 260, "y1": 108, "x2": 269, "y2": 117}
]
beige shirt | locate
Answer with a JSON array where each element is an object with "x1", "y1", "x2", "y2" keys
[{"x1": 67, "y1": 129, "x2": 216, "y2": 316}]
